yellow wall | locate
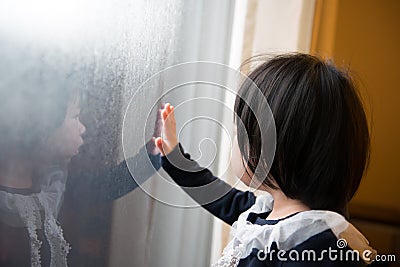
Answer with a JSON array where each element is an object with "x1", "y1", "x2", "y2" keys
[{"x1": 312, "y1": 0, "x2": 400, "y2": 217}]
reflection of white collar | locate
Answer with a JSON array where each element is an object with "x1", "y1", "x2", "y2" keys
[
  {"x1": 0, "y1": 167, "x2": 70, "y2": 267},
  {"x1": 213, "y1": 194, "x2": 376, "y2": 267}
]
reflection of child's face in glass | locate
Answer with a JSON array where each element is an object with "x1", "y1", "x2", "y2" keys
[{"x1": 46, "y1": 96, "x2": 86, "y2": 162}]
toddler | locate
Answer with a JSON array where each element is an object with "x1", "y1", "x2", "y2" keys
[{"x1": 155, "y1": 53, "x2": 376, "y2": 266}]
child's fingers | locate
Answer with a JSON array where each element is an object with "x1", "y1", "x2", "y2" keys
[
  {"x1": 162, "y1": 109, "x2": 169, "y2": 121},
  {"x1": 164, "y1": 111, "x2": 176, "y2": 133},
  {"x1": 165, "y1": 103, "x2": 171, "y2": 113},
  {"x1": 156, "y1": 102, "x2": 178, "y2": 156},
  {"x1": 165, "y1": 105, "x2": 175, "y2": 123},
  {"x1": 162, "y1": 105, "x2": 176, "y2": 127}
]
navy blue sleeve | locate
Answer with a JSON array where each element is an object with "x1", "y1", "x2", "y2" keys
[
  {"x1": 66, "y1": 142, "x2": 161, "y2": 203},
  {"x1": 100, "y1": 146, "x2": 161, "y2": 201},
  {"x1": 161, "y1": 143, "x2": 256, "y2": 225}
]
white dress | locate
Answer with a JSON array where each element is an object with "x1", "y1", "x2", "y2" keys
[{"x1": 212, "y1": 193, "x2": 377, "y2": 267}]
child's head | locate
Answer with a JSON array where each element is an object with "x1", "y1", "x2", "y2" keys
[
  {"x1": 234, "y1": 53, "x2": 370, "y2": 214},
  {"x1": 0, "y1": 59, "x2": 86, "y2": 164},
  {"x1": 0, "y1": 69, "x2": 68, "y2": 159}
]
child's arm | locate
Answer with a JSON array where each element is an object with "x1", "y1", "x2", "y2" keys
[{"x1": 155, "y1": 103, "x2": 256, "y2": 225}]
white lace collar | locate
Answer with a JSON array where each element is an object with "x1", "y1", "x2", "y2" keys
[
  {"x1": 0, "y1": 166, "x2": 70, "y2": 267},
  {"x1": 212, "y1": 193, "x2": 376, "y2": 267}
]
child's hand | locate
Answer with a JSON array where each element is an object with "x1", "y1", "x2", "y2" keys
[{"x1": 155, "y1": 103, "x2": 178, "y2": 156}]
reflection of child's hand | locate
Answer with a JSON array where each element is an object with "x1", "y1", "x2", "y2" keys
[
  {"x1": 153, "y1": 102, "x2": 165, "y2": 138},
  {"x1": 155, "y1": 103, "x2": 178, "y2": 156},
  {"x1": 147, "y1": 103, "x2": 165, "y2": 155}
]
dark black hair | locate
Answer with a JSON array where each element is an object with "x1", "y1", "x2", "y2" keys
[{"x1": 234, "y1": 53, "x2": 370, "y2": 215}]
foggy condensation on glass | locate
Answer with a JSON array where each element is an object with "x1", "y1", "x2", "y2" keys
[{"x1": 0, "y1": 0, "x2": 183, "y2": 266}]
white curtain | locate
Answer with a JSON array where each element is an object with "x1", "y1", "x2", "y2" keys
[{"x1": 109, "y1": 1, "x2": 237, "y2": 266}]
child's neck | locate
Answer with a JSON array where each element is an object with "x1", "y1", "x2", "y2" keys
[{"x1": 266, "y1": 189, "x2": 310, "y2": 220}]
